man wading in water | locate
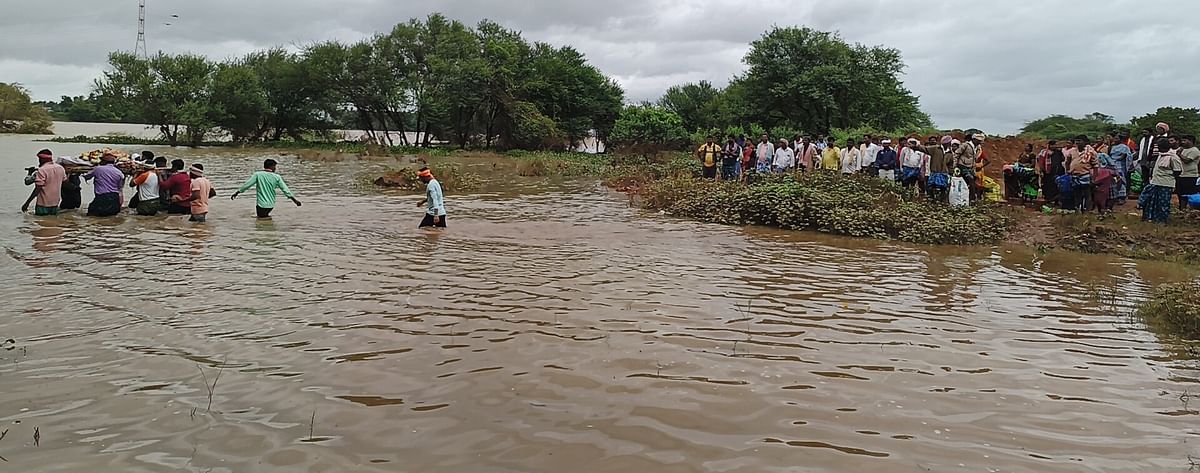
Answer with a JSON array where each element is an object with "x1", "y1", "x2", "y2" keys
[
  {"x1": 415, "y1": 167, "x2": 446, "y2": 228},
  {"x1": 231, "y1": 159, "x2": 301, "y2": 218}
]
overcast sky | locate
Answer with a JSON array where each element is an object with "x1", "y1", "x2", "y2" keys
[{"x1": 1, "y1": 0, "x2": 1197, "y2": 134}]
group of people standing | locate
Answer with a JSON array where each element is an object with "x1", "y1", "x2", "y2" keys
[
  {"x1": 1025, "y1": 123, "x2": 1200, "y2": 223},
  {"x1": 21, "y1": 149, "x2": 301, "y2": 222},
  {"x1": 697, "y1": 132, "x2": 992, "y2": 203},
  {"x1": 693, "y1": 121, "x2": 1200, "y2": 225}
]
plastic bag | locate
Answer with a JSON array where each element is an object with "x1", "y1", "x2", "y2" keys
[
  {"x1": 1189, "y1": 194, "x2": 1200, "y2": 209},
  {"x1": 950, "y1": 176, "x2": 970, "y2": 207},
  {"x1": 1130, "y1": 170, "x2": 1144, "y2": 194},
  {"x1": 980, "y1": 175, "x2": 1003, "y2": 202}
]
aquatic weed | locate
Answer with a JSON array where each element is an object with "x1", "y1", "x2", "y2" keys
[{"x1": 637, "y1": 172, "x2": 1013, "y2": 245}]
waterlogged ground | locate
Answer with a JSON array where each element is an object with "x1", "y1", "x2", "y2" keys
[{"x1": 1, "y1": 134, "x2": 1199, "y2": 472}]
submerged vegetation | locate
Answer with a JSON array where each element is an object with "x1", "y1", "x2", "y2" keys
[
  {"x1": 1137, "y1": 281, "x2": 1200, "y2": 341},
  {"x1": 638, "y1": 173, "x2": 1013, "y2": 245}
]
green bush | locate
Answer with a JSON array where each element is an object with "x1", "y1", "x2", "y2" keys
[
  {"x1": 372, "y1": 163, "x2": 482, "y2": 192},
  {"x1": 638, "y1": 172, "x2": 1013, "y2": 245},
  {"x1": 1137, "y1": 281, "x2": 1200, "y2": 340}
]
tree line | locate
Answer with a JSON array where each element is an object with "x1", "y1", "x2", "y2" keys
[
  {"x1": 1019, "y1": 108, "x2": 1200, "y2": 141},
  {"x1": 89, "y1": 13, "x2": 624, "y2": 148},
  {"x1": 609, "y1": 27, "x2": 933, "y2": 151},
  {"x1": 69, "y1": 20, "x2": 939, "y2": 151}
]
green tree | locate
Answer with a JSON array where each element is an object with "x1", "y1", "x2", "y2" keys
[
  {"x1": 657, "y1": 80, "x2": 722, "y2": 133},
  {"x1": 740, "y1": 27, "x2": 931, "y2": 134},
  {"x1": 1132, "y1": 107, "x2": 1200, "y2": 138},
  {"x1": 0, "y1": 83, "x2": 53, "y2": 134},
  {"x1": 210, "y1": 61, "x2": 268, "y2": 141},
  {"x1": 1019, "y1": 113, "x2": 1121, "y2": 140},
  {"x1": 609, "y1": 104, "x2": 689, "y2": 152}
]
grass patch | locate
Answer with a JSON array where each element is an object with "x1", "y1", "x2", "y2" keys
[
  {"x1": 509, "y1": 151, "x2": 612, "y2": 177},
  {"x1": 637, "y1": 172, "x2": 1014, "y2": 245},
  {"x1": 1050, "y1": 211, "x2": 1200, "y2": 264},
  {"x1": 372, "y1": 163, "x2": 482, "y2": 192},
  {"x1": 1137, "y1": 281, "x2": 1200, "y2": 341}
]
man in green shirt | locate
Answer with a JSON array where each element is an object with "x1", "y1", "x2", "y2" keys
[{"x1": 231, "y1": 159, "x2": 302, "y2": 218}]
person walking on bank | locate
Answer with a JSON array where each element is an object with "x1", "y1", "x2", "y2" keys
[
  {"x1": 21, "y1": 149, "x2": 67, "y2": 215},
  {"x1": 83, "y1": 152, "x2": 126, "y2": 217},
  {"x1": 696, "y1": 136, "x2": 721, "y2": 180},
  {"x1": 231, "y1": 159, "x2": 301, "y2": 218},
  {"x1": 415, "y1": 167, "x2": 446, "y2": 228},
  {"x1": 1177, "y1": 135, "x2": 1200, "y2": 210}
]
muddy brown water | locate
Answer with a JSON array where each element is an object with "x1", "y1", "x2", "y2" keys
[{"x1": 1, "y1": 133, "x2": 1199, "y2": 472}]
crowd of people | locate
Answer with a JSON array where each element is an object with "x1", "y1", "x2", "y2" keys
[
  {"x1": 21, "y1": 150, "x2": 301, "y2": 222},
  {"x1": 1013, "y1": 123, "x2": 1197, "y2": 223},
  {"x1": 696, "y1": 132, "x2": 994, "y2": 202},
  {"x1": 696, "y1": 122, "x2": 1199, "y2": 224}
]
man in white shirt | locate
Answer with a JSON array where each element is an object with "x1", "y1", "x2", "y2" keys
[
  {"x1": 755, "y1": 134, "x2": 775, "y2": 173},
  {"x1": 839, "y1": 138, "x2": 861, "y2": 175},
  {"x1": 899, "y1": 137, "x2": 928, "y2": 189},
  {"x1": 773, "y1": 139, "x2": 795, "y2": 173},
  {"x1": 860, "y1": 137, "x2": 882, "y2": 175}
]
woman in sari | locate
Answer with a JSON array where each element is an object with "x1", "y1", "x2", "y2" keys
[{"x1": 1142, "y1": 138, "x2": 1182, "y2": 224}]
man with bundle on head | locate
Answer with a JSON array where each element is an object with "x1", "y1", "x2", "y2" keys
[
  {"x1": 21, "y1": 149, "x2": 67, "y2": 215},
  {"x1": 415, "y1": 167, "x2": 446, "y2": 228},
  {"x1": 232, "y1": 159, "x2": 301, "y2": 219}
]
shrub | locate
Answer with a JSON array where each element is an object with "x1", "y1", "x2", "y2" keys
[
  {"x1": 637, "y1": 173, "x2": 1013, "y2": 245},
  {"x1": 1137, "y1": 281, "x2": 1200, "y2": 341},
  {"x1": 373, "y1": 163, "x2": 481, "y2": 192}
]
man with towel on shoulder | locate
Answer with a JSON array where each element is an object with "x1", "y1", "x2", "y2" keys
[{"x1": 21, "y1": 149, "x2": 68, "y2": 215}]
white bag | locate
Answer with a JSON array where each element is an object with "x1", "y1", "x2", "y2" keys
[{"x1": 950, "y1": 176, "x2": 970, "y2": 207}]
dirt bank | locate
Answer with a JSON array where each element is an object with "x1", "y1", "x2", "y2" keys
[{"x1": 1004, "y1": 201, "x2": 1200, "y2": 264}]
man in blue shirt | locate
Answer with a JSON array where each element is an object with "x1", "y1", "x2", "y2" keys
[
  {"x1": 874, "y1": 139, "x2": 899, "y2": 182},
  {"x1": 415, "y1": 167, "x2": 446, "y2": 228}
]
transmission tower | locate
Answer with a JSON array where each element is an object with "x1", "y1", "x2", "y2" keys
[{"x1": 134, "y1": 0, "x2": 147, "y2": 58}]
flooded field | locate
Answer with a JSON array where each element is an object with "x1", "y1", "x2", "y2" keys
[{"x1": 1, "y1": 133, "x2": 1198, "y2": 472}]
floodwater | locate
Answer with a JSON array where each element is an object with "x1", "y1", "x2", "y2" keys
[{"x1": 1, "y1": 131, "x2": 1198, "y2": 473}]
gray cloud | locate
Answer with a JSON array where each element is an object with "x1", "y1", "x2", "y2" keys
[{"x1": 2, "y1": 0, "x2": 1197, "y2": 134}]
